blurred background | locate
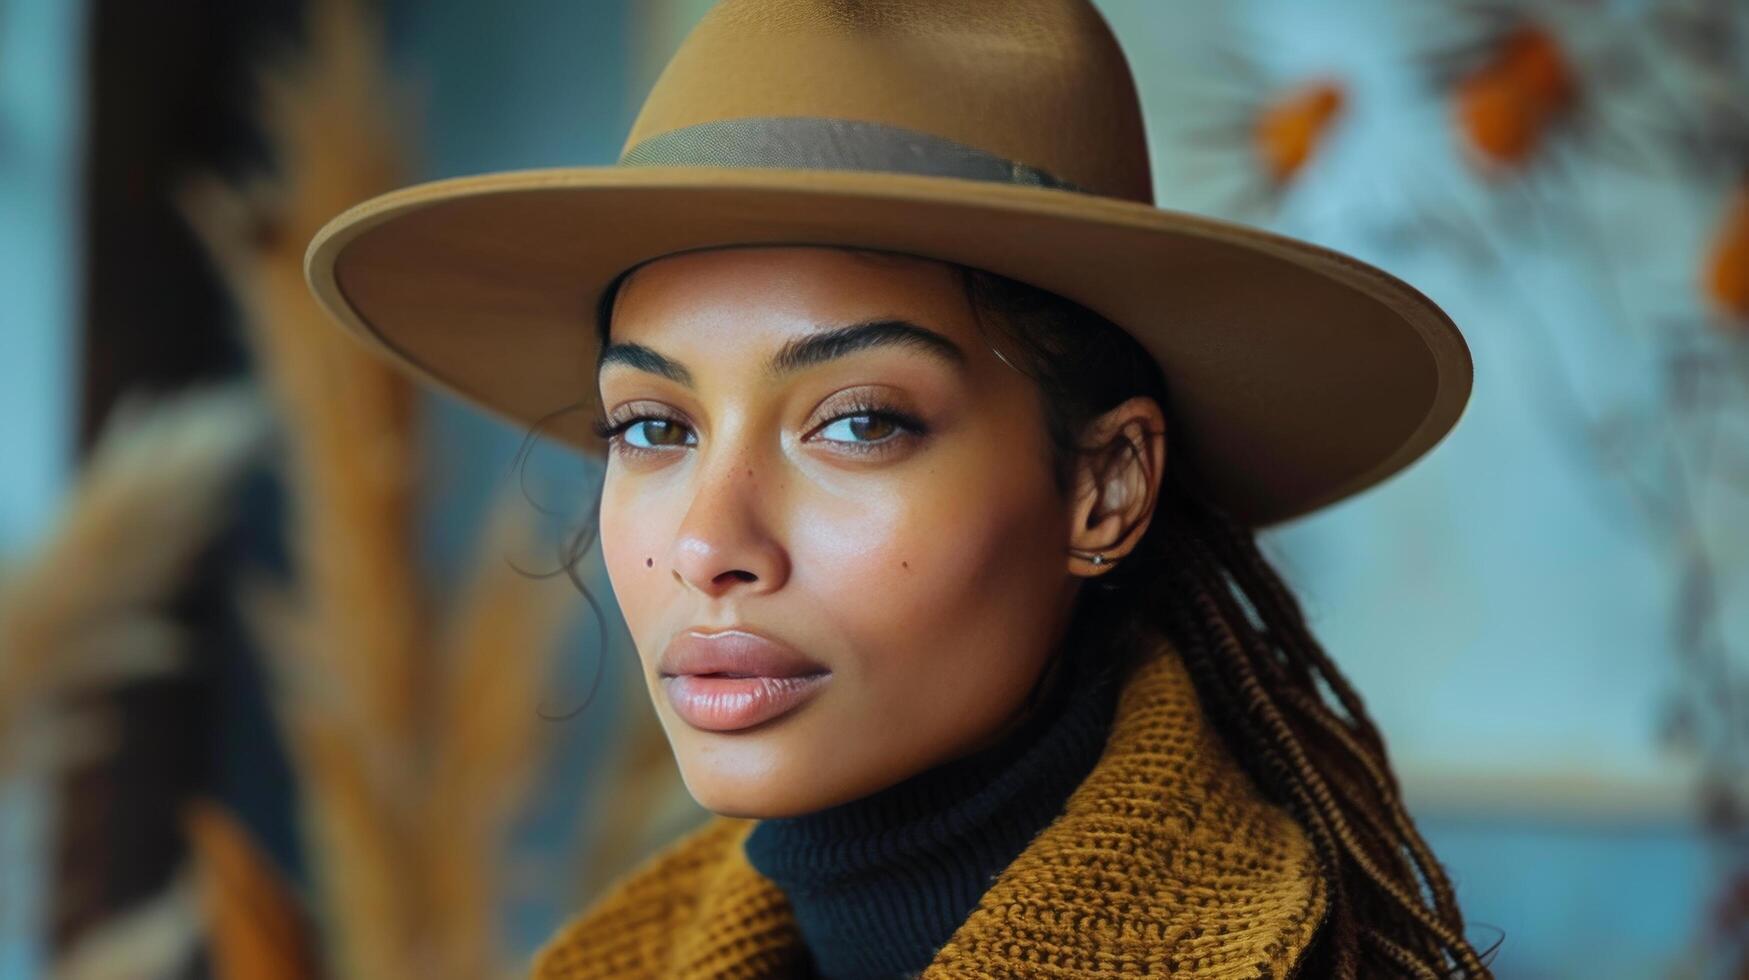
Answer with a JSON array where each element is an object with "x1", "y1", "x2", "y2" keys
[{"x1": 1, "y1": 0, "x2": 1745, "y2": 977}]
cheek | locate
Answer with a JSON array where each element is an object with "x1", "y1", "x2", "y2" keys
[
  {"x1": 798, "y1": 450, "x2": 1064, "y2": 667},
  {"x1": 597, "y1": 475, "x2": 670, "y2": 649}
]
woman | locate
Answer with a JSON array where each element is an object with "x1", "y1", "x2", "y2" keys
[{"x1": 305, "y1": 1, "x2": 1493, "y2": 977}]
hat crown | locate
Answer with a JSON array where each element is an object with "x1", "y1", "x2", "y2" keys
[{"x1": 622, "y1": 0, "x2": 1155, "y2": 204}]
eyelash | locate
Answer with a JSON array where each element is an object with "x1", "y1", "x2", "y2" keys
[{"x1": 590, "y1": 398, "x2": 928, "y2": 461}]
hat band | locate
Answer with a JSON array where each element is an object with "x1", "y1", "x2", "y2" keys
[{"x1": 617, "y1": 116, "x2": 1089, "y2": 194}]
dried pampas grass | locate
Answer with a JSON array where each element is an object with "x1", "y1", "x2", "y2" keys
[
  {"x1": 0, "y1": 382, "x2": 269, "y2": 776},
  {"x1": 180, "y1": 1, "x2": 428, "y2": 976},
  {"x1": 183, "y1": 798, "x2": 322, "y2": 980},
  {"x1": 52, "y1": 862, "x2": 202, "y2": 980},
  {"x1": 180, "y1": 1, "x2": 582, "y2": 977},
  {"x1": 424, "y1": 500, "x2": 582, "y2": 978}
]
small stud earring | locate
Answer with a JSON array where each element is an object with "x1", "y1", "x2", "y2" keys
[{"x1": 1091, "y1": 553, "x2": 1107, "y2": 567}]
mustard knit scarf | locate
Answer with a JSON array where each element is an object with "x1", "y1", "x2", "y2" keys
[{"x1": 533, "y1": 625, "x2": 1330, "y2": 978}]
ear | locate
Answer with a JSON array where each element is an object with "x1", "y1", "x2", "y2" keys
[{"x1": 1064, "y1": 396, "x2": 1167, "y2": 578}]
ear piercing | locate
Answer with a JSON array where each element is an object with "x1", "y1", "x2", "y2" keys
[{"x1": 1068, "y1": 547, "x2": 1112, "y2": 567}]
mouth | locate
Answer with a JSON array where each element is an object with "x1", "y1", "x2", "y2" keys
[
  {"x1": 656, "y1": 627, "x2": 832, "y2": 732},
  {"x1": 660, "y1": 670, "x2": 832, "y2": 732}
]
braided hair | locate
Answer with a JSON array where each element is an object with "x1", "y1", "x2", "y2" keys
[{"x1": 952, "y1": 257, "x2": 1499, "y2": 979}]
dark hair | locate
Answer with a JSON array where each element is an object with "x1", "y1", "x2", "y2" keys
[{"x1": 534, "y1": 245, "x2": 1499, "y2": 979}]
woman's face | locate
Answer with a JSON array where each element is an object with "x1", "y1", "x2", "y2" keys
[{"x1": 595, "y1": 245, "x2": 1090, "y2": 818}]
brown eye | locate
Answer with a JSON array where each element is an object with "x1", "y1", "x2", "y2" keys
[
  {"x1": 597, "y1": 413, "x2": 696, "y2": 453},
  {"x1": 846, "y1": 415, "x2": 895, "y2": 441},
  {"x1": 630, "y1": 418, "x2": 691, "y2": 447},
  {"x1": 814, "y1": 408, "x2": 922, "y2": 449}
]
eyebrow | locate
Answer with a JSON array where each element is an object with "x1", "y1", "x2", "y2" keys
[{"x1": 597, "y1": 318, "x2": 968, "y2": 387}]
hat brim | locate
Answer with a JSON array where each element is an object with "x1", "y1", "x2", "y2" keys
[{"x1": 304, "y1": 165, "x2": 1470, "y2": 528}]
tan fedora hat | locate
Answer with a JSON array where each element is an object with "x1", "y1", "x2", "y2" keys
[{"x1": 304, "y1": 0, "x2": 1471, "y2": 528}]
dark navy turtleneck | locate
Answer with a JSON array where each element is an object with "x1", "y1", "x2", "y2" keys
[{"x1": 740, "y1": 626, "x2": 1125, "y2": 980}]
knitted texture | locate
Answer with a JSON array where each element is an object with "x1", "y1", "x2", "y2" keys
[{"x1": 531, "y1": 626, "x2": 1329, "y2": 979}]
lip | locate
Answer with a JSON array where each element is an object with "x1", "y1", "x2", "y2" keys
[
  {"x1": 658, "y1": 629, "x2": 832, "y2": 732},
  {"x1": 658, "y1": 629, "x2": 828, "y2": 679}
]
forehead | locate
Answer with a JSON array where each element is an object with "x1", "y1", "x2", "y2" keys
[{"x1": 607, "y1": 246, "x2": 980, "y2": 351}]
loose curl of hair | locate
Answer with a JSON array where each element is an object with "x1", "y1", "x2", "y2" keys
[{"x1": 529, "y1": 245, "x2": 1501, "y2": 980}]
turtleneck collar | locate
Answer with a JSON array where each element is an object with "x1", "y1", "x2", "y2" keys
[{"x1": 741, "y1": 622, "x2": 1125, "y2": 980}]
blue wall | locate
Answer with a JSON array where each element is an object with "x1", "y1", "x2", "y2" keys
[
  {"x1": 0, "y1": 0, "x2": 81, "y2": 557},
  {"x1": 1094, "y1": 0, "x2": 1728, "y2": 974},
  {"x1": 0, "y1": 0, "x2": 84, "y2": 976}
]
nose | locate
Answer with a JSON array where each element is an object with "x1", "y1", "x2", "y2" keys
[{"x1": 669, "y1": 452, "x2": 791, "y2": 599}]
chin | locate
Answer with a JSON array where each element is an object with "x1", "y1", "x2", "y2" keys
[
  {"x1": 681, "y1": 769, "x2": 819, "y2": 820},
  {"x1": 672, "y1": 741, "x2": 874, "y2": 819}
]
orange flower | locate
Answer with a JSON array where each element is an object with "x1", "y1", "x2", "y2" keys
[
  {"x1": 1454, "y1": 23, "x2": 1577, "y2": 171},
  {"x1": 1254, "y1": 79, "x2": 1346, "y2": 186},
  {"x1": 1704, "y1": 181, "x2": 1749, "y2": 325}
]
